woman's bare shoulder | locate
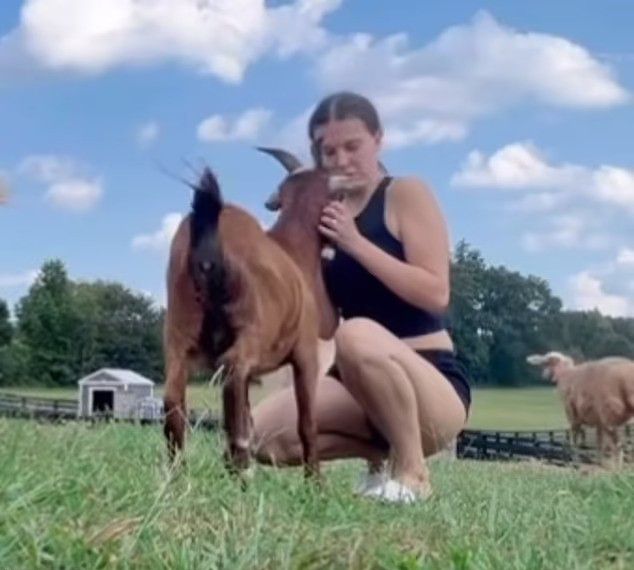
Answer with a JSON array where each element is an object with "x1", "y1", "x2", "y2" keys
[{"x1": 387, "y1": 175, "x2": 439, "y2": 209}]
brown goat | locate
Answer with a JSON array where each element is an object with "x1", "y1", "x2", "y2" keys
[{"x1": 163, "y1": 149, "x2": 339, "y2": 477}]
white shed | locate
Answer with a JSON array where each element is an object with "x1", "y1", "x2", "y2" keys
[{"x1": 78, "y1": 368, "x2": 157, "y2": 419}]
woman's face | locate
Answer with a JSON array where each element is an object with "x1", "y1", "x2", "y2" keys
[{"x1": 313, "y1": 117, "x2": 382, "y2": 189}]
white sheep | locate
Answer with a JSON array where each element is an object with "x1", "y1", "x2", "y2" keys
[{"x1": 526, "y1": 351, "x2": 634, "y2": 468}]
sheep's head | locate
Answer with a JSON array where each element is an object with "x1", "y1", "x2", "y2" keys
[{"x1": 526, "y1": 351, "x2": 575, "y2": 383}]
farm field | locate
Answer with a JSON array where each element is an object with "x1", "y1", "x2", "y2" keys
[
  {"x1": 1, "y1": 381, "x2": 567, "y2": 431},
  {"x1": 1, "y1": 419, "x2": 633, "y2": 569}
]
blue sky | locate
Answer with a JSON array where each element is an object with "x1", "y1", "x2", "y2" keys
[{"x1": 1, "y1": 0, "x2": 633, "y2": 317}]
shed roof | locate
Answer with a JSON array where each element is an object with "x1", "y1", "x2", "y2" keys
[{"x1": 78, "y1": 368, "x2": 155, "y2": 386}]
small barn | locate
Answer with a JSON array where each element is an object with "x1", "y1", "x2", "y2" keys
[{"x1": 78, "y1": 368, "x2": 157, "y2": 419}]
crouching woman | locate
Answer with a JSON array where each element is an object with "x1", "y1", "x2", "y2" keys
[{"x1": 252, "y1": 92, "x2": 471, "y2": 503}]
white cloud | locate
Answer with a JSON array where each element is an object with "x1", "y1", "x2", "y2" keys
[
  {"x1": 197, "y1": 107, "x2": 272, "y2": 142},
  {"x1": 311, "y1": 11, "x2": 628, "y2": 148},
  {"x1": 136, "y1": 121, "x2": 160, "y2": 146},
  {"x1": 617, "y1": 247, "x2": 634, "y2": 267},
  {"x1": 19, "y1": 154, "x2": 103, "y2": 211},
  {"x1": 45, "y1": 178, "x2": 102, "y2": 211},
  {"x1": 2, "y1": 0, "x2": 341, "y2": 83},
  {"x1": 0, "y1": 269, "x2": 39, "y2": 288},
  {"x1": 132, "y1": 212, "x2": 183, "y2": 253},
  {"x1": 452, "y1": 141, "x2": 634, "y2": 213},
  {"x1": 521, "y1": 214, "x2": 611, "y2": 253},
  {"x1": 19, "y1": 154, "x2": 76, "y2": 183},
  {"x1": 0, "y1": 171, "x2": 9, "y2": 204},
  {"x1": 569, "y1": 271, "x2": 632, "y2": 317}
]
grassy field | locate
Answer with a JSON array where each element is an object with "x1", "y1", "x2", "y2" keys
[
  {"x1": 2, "y1": 382, "x2": 567, "y2": 431},
  {"x1": 1, "y1": 419, "x2": 633, "y2": 569}
]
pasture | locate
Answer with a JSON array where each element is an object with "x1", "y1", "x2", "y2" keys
[
  {"x1": 1, "y1": 418, "x2": 633, "y2": 569},
  {"x1": 2, "y1": 382, "x2": 568, "y2": 430}
]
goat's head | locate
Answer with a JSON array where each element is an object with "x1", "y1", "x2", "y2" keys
[
  {"x1": 258, "y1": 147, "x2": 350, "y2": 218},
  {"x1": 526, "y1": 351, "x2": 575, "y2": 383},
  {"x1": 259, "y1": 147, "x2": 354, "y2": 258}
]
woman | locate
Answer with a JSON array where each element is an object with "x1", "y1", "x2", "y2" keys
[{"x1": 252, "y1": 92, "x2": 470, "y2": 503}]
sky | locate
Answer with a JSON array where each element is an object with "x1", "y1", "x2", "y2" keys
[{"x1": 1, "y1": 0, "x2": 633, "y2": 317}]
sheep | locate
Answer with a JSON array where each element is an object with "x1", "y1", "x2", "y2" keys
[
  {"x1": 163, "y1": 149, "x2": 340, "y2": 478},
  {"x1": 527, "y1": 351, "x2": 634, "y2": 468}
]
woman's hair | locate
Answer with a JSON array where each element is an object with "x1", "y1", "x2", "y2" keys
[{"x1": 308, "y1": 92, "x2": 382, "y2": 166}]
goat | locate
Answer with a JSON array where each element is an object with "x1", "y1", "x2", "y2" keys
[
  {"x1": 163, "y1": 149, "x2": 339, "y2": 477},
  {"x1": 527, "y1": 351, "x2": 634, "y2": 467}
]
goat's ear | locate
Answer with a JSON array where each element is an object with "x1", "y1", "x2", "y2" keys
[{"x1": 265, "y1": 191, "x2": 281, "y2": 211}]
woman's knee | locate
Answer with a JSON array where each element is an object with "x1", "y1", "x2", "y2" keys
[{"x1": 335, "y1": 318, "x2": 389, "y2": 371}]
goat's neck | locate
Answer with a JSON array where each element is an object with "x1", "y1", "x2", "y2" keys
[{"x1": 268, "y1": 219, "x2": 338, "y2": 339}]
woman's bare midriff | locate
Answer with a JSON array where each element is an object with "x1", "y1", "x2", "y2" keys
[{"x1": 402, "y1": 329, "x2": 454, "y2": 352}]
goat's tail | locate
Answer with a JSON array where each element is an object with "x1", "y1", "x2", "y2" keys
[
  {"x1": 189, "y1": 167, "x2": 236, "y2": 357},
  {"x1": 191, "y1": 167, "x2": 223, "y2": 238}
]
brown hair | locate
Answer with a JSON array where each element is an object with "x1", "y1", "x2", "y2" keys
[{"x1": 308, "y1": 92, "x2": 383, "y2": 166}]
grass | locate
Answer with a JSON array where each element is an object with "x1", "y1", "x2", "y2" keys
[
  {"x1": 2, "y1": 380, "x2": 567, "y2": 431},
  {"x1": 1, "y1": 418, "x2": 633, "y2": 569}
]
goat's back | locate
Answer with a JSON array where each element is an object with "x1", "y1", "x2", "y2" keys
[{"x1": 167, "y1": 203, "x2": 317, "y2": 373}]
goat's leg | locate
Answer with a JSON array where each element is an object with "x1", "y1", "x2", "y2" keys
[
  {"x1": 290, "y1": 343, "x2": 320, "y2": 479},
  {"x1": 222, "y1": 364, "x2": 251, "y2": 472},
  {"x1": 163, "y1": 353, "x2": 189, "y2": 462}
]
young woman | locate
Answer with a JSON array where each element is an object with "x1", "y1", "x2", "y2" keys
[{"x1": 252, "y1": 92, "x2": 471, "y2": 503}]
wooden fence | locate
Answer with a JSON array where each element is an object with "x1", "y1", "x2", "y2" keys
[{"x1": 2, "y1": 391, "x2": 633, "y2": 466}]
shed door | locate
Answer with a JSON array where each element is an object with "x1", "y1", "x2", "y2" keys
[{"x1": 92, "y1": 389, "x2": 114, "y2": 413}]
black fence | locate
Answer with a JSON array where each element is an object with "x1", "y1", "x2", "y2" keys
[{"x1": 2, "y1": 391, "x2": 633, "y2": 466}]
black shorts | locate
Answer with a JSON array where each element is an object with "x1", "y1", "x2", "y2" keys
[{"x1": 327, "y1": 348, "x2": 471, "y2": 412}]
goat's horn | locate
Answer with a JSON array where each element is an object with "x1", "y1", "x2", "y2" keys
[{"x1": 257, "y1": 147, "x2": 303, "y2": 173}]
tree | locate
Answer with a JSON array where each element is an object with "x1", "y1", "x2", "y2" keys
[
  {"x1": 450, "y1": 241, "x2": 563, "y2": 385},
  {"x1": 0, "y1": 299, "x2": 12, "y2": 347},
  {"x1": 73, "y1": 281, "x2": 164, "y2": 382},
  {"x1": 449, "y1": 241, "x2": 493, "y2": 383},
  {"x1": 14, "y1": 260, "x2": 82, "y2": 385}
]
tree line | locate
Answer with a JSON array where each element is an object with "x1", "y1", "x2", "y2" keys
[{"x1": 1, "y1": 245, "x2": 633, "y2": 387}]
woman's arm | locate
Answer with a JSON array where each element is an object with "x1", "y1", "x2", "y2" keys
[{"x1": 320, "y1": 177, "x2": 450, "y2": 313}]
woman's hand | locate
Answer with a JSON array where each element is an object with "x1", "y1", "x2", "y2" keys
[{"x1": 319, "y1": 200, "x2": 364, "y2": 254}]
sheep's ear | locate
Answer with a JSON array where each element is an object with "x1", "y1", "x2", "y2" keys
[
  {"x1": 264, "y1": 191, "x2": 281, "y2": 211},
  {"x1": 526, "y1": 354, "x2": 547, "y2": 366}
]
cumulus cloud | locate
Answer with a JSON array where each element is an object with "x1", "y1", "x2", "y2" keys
[
  {"x1": 136, "y1": 121, "x2": 160, "y2": 147},
  {"x1": 617, "y1": 247, "x2": 634, "y2": 267},
  {"x1": 521, "y1": 214, "x2": 612, "y2": 253},
  {"x1": 452, "y1": 141, "x2": 634, "y2": 213},
  {"x1": 197, "y1": 107, "x2": 272, "y2": 142},
  {"x1": 1, "y1": 0, "x2": 341, "y2": 83},
  {"x1": 0, "y1": 269, "x2": 39, "y2": 288},
  {"x1": 569, "y1": 270, "x2": 632, "y2": 317},
  {"x1": 309, "y1": 11, "x2": 628, "y2": 148},
  {"x1": 18, "y1": 154, "x2": 103, "y2": 211},
  {"x1": 132, "y1": 212, "x2": 183, "y2": 253},
  {"x1": 0, "y1": 171, "x2": 10, "y2": 204}
]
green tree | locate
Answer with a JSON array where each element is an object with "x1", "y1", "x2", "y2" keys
[
  {"x1": 0, "y1": 299, "x2": 12, "y2": 347},
  {"x1": 14, "y1": 260, "x2": 82, "y2": 385},
  {"x1": 449, "y1": 241, "x2": 493, "y2": 383},
  {"x1": 73, "y1": 281, "x2": 164, "y2": 381}
]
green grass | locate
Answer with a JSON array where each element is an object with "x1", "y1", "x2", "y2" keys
[
  {"x1": 2, "y1": 384, "x2": 567, "y2": 431},
  {"x1": 1, "y1": 418, "x2": 633, "y2": 569},
  {"x1": 468, "y1": 387, "x2": 566, "y2": 431}
]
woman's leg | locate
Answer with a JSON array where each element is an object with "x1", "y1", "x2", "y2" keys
[
  {"x1": 334, "y1": 318, "x2": 467, "y2": 495},
  {"x1": 252, "y1": 374, "x2": 387, "y2": 466}
]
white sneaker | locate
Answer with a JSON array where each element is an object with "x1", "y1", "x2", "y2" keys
[
  {"x1": 361, "y1": 479, "x2": 424, "y2": 504},
  {"x1": 353, "y1": 469, "x2": 387, "y2": 495}
]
